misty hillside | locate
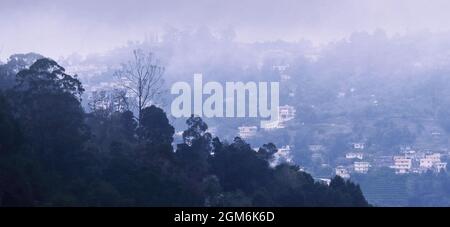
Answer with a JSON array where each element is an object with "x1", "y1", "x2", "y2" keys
[
  {"x1": 0, "y1": 56, "x2": 368, "y2": 206},
  {"x1": 34, "y1": 29, "x2": 450, "y2": 206},
  {"x1": 51, "y1": 29, "x2": 450, "y2": 162},
  {"x1": 4, "y1": 0, "x2": 450, "y2": 208}
]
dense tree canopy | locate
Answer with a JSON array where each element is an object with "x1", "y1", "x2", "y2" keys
[{"x1": 0, "y1": 55, "x2": 369, "y2": 207}]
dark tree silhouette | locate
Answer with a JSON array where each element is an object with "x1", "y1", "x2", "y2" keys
[{"x1": 0, "y1": 56, "x2": 370, "y2": 207}]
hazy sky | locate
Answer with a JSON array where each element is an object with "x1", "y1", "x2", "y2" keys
[{"x1": 2, "y1": 0, "x2": 450, "y2": 60}]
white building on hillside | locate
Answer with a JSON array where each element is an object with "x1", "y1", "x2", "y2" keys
[
  {"x1": 261, "y1": 105, "x2": 296, "y2": 130},
  {"x1": 335, "y1": 166, "x2": 350, "y2": 179},
  {"x1": 279, "y1": 105, "x2": 296, "y2": 122},
  {"x1": 238, "y1": 126, "x2": 258, "y2": 139},
  {"x1": 419, "y1": 153, "x2": 447, "y2": 172},
  {"x1": 391, "y1": 156, "x2": 412, "y2": 174},
  {"x1": 354, "y1": 162, "x2": 371, "y2": 174},
  {"x1": 272, "y1": 64, "x2": 289, "y2": 72},
  {"x1": 346, "y1": 152, "x2": 364, "y2": 160},
  {"x1": 352, "y1": 143, "x2": 365, "y2": 150}
]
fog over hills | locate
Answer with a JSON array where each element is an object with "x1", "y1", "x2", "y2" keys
[
  {"x1": 3, "y1": 0, "x2": 450, "y2": 207},
  {"x1": 2, "y1": 0, "x2": 450, "y2": 59}
]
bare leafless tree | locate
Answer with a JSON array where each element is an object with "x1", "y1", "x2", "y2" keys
[{"x1": 114, "y1": 49, "x2": 165, "y2": 123}]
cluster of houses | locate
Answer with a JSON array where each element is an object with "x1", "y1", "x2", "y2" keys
[
  {"x1": 334, "y1": 143, "x2": 370, "y2": 179},
  {"x1": 390, "y1": 149, "x2": 447, "y2": 174},
  {"x1": 237, "y1": 92, "x2": 297, "y2": 166},
  {"x1": 334, "y1": 144, "x2": 448, "y2": 179},
  {"x1": 238, "y1": 104, "x2": 296, "y2": 138},
  {"x1": 236, "y1": 97, "x2": 448, "y2": 181},
  {"x1": 260, "y1": 105, "x2": 297, "y2": 130}
]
